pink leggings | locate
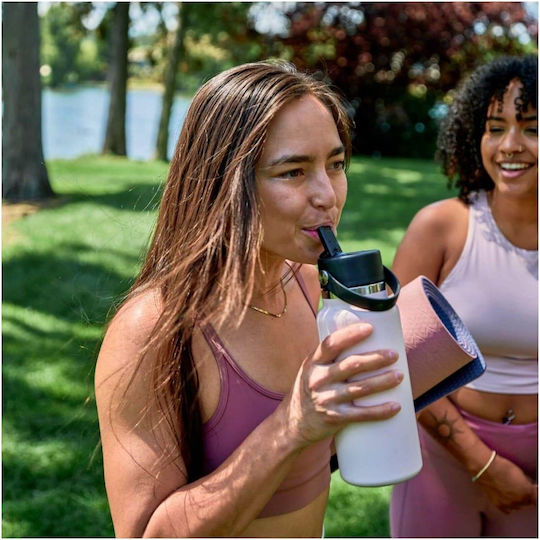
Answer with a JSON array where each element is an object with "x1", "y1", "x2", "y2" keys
[{"x1": 390, "y1": 410, "x2": 538, "y2": 537}]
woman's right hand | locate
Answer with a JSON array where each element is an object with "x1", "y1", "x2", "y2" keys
[
  {"x1": 281, "y1": 322, "x2": 403, "y2": 448},
  {"x1": 419, "y1": 398, "x2": 537, "y2": 515},
  {"x1": 476, "y1": 454, "x2": 537, "y2": 513}
]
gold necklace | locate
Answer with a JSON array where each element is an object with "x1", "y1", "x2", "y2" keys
[{"x1": 248, "y1": 278, "x2": 288, "y2": 318}]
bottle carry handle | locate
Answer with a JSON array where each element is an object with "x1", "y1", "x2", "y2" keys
[{"x1": 320, "y1": 266, "x2": 401, "y2": 311}]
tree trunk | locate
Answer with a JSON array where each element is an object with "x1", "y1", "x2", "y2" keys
[
  {"x1": 155, "y1": 3, "x2": 184, "y2": 162},
  {"x1": 2, "y1": 2, "x2": 53, "y2": 202},
  {"x1": 102, "y1": 2, "x2": 129, "y2": 156}
]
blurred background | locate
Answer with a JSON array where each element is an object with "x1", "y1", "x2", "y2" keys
[
  {"x1": 9, "y1": 1, "x2": 540, "y2": 166},
  {"x1": 2, "y1": 2, "x2": 538, "y2": 537}
]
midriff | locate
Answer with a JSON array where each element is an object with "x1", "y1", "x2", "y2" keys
[
  {"x1": 451, "y1": 387, "x2": 538, "y2": 424},
  {"x1": 241, "y1": 486, "x2": 329, "y2": 538}
]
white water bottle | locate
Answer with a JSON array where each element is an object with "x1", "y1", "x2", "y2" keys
[{"x1": 316, "y1": 227, "x2": 422, "y2": 486}]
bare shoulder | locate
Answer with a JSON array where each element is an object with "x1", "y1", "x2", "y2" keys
[
  {"x1": 408, "y1": 197, "x2": 467, "y2": 236},
  {"x1": 109, "y1": 288, "x2": 162, "y2": 342},
  {"x1": 95, "y1": 289, "x2": 189, "y2": 537},
  {"x1": 393, "y1": 197, "x2": 468, "y2": 285},
  {"x1": 95, "y1": 288, "x2": 163, "y2": 408}
]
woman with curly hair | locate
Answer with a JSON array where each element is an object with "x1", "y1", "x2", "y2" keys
[
  {"x1": 95, "y1": 61, "x2": 404, "y2": 537},
  {"x1": 390, "y1": 55, "x2": 537, "y2": 537}
]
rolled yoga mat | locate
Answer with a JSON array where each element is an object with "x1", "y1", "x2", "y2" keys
[{"x1": 397, "y1": 275, "x2": 486, "y2": 412}]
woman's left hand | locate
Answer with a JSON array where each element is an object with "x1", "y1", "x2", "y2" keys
[{"x1": 281, "y1": 322, "x2": 403, "y2": 448}]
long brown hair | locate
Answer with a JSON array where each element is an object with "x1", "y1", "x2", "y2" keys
[{"x1": 127, "y1": 61, "x2": 352, "y2": 481}]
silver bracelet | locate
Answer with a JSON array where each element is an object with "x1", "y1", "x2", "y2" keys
[{"x1": 471, "y1": 450, "x2": 497, "y2": 482}]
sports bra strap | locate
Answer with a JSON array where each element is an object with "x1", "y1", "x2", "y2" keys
[
  {"x1": 199, "y1": 322, "x2": 222, "y2": 352},
  {"x1": 291, "y1": 265, "x2": 318, "y2": 318},
  {"x1": 201, "y1": 265, "x2": 317, "y2": 360}
]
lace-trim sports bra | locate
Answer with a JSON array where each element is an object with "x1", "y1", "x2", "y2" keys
[
  {"x1": 200, "y1": 267, "x2": 332, "y2": 518},
  {"x1": 439, "y1": 190, "x2": 538, "y2": 394}
]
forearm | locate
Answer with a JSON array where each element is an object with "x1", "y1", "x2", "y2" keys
[
  {"x1": 143, "y1": 409, "x2": 303, "y2": 537},
  {"x1": 418, "y1": 397, "x2": 493, "y2": 475},
  {"x1": 420, "y1": 397, "x2": 537, "y2": 513}
]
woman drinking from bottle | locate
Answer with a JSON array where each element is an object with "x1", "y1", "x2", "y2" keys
[{"x1": 95, "y1": 61, "x2": 404, "y2": 538}]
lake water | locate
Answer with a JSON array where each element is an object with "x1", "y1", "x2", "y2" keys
[{"x1": 42, "y1": 86, "x2": 191, "y2": 161}]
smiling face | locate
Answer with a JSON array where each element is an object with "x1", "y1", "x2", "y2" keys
[
  {"x1": 255, "y1": 95, "x2": 347, "y2": 265},
  {"x1": 481, "y1": 79, "x2": 538, "y2": 200}
]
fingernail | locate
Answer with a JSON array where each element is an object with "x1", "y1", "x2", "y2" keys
[
  {"x1": 386, "y1": 350, "x2": 398, "y2": 360},
  {"x1": 391, "y1": 403, "x2": 401, "y2": 412},
  {"x1": 395, "y1": 371, "x2": 404, "y2": 382}
]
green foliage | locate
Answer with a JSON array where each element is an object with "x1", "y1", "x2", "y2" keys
[
  {"x1": 41, "y1": 3, "x2": 106, "y2": 87},
  {"x1": 113, "y1": 2, "x2": 262, "y2": 93},
  {"x1": 76, "y1": 36, "x2": 107, "y2": 82},
  {"x1": 41, "y1": 4, "x2": 81, "y2": 86},
  {"x1": 39, "y1": 2, "x2": 263, "y2": 92},
  {"x1": 3, "y1": 154, "x2": 454, "y2": 536},
  {"x1": 175, "y1": 2, "x2": 262, "y2": 93},
  {"x1": 37, "y1": 2, "x2": 538, "y2": 154},
  {"x1": 277, "y1": 2, "x2": 538, "y2": 158}
]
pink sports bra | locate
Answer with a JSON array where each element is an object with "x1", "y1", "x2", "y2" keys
[{"x1": 200, "y1": 268, "x2": 332, "y2": 518}]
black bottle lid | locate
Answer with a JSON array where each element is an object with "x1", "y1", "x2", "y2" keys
[
  {"x1": 317, "y1": 226, "x2": 400, "y2": 311},
  {"x1": 317, "y1": 226, "x2": 384, "y2": 287}
]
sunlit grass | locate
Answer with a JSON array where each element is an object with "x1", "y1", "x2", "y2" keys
[
  {"x1": 3, "y1": 156, "x2": 168, "y2": 538},
  {"x1": 2, "y1": 154, "x2": 454, "y2": 537},
  {"x1": 325, "y1": 474, "x2": 393, "y2": 537}
]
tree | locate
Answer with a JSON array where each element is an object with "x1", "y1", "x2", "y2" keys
[
  {"x1": 41, "y1": 3, "x2": 106, "y2": 88},
  {"x1": 152, "y1": 2, "x2": 258, "y2": 161},
  {"x1": 2, "y1": 2, "x2": 53, "y2": 202},
  {"x1": 173, "y1": 2, "x2": 259, "y2": 93},
  {"x1": 155, "y1": 2, "x2": 185, "y2": 161},
  {"x1": 102, "y1": 2, "x2": 130, "y2": 156},
  {"x1": 276, "y1": 2, "x2": 537, "y2": 157}
]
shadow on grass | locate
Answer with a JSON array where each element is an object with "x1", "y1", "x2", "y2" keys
[
  {"x1": 2, "y1": 248, "x2": 131, "y2": 536},
  {"x1": 3, "y1": 324, "x2": 114, "y2": 536},
  {"x1": 340, "y1": 156, "x2": 453, "y2": 243},
  {"x1": 2, "y1": 160, "x2": 167, "y2": 536},
  {"x1": 10, "y1": 183, "x2": 163, "y2": 225},
  {"x1": 58, "y1": 182, "x2": 163, "y2": 214},
  {"x1": 3, "y1": 245, "x2": 137, "y2": 324}
]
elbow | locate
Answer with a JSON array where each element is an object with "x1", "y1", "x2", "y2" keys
[
  {"x1": 142, "y1": 511, "x2": 175, "y2": 538},
  {"x1": 141, "y1": 491, "x2": 246, "y2": 537},
  {"x1": 143, "y1": 516, "x2": 240, "y2": 538},
  {"x1": 142, "y1": 504, "x2": 192, "y2": 538}
]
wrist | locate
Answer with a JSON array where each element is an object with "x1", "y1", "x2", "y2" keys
[
  {"x1": 270, "y1": 400, "x2": 307, "y2": 457},
  {"x1": 462, "y1": 439, "x2": 495, "y2": 476},
  {"x1": 471, "y1": 450, "x2": 497, "y2": 482}
]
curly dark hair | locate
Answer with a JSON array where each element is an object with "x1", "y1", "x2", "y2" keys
[{"x1": 437, "y1": 55, "x2": 537, "y2": 203}]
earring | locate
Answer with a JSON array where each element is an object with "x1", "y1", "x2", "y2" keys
[{"x1": 504, "y1": 152, "x2": 514, "y2": 158}]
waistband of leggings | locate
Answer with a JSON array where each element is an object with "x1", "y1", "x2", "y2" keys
[{"x1": 458, "y1": 407, "x2": 538, "y2": 433}]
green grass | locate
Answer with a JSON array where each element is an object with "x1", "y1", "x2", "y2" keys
[
  {"x1": 338, "y1": 156, "x2": 455, "y2": 265},
  {"x1": 2, "y1": 154, "x2": 455, "y2": 537}
]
